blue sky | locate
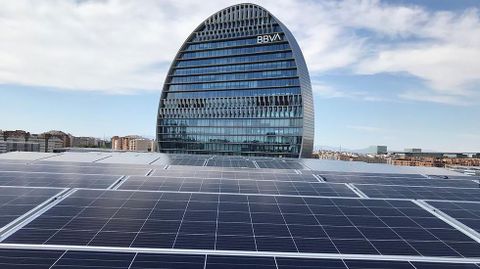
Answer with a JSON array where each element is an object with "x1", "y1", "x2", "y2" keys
[{"x1": 0, "y1": 0, "x2": 479, "y2": 152}]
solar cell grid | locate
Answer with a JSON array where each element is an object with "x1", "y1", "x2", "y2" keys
[
  {"x1": 5, "y1": 189, "x2": 480, "y2": 258},
  {"x1": 0, "y1": 163, "x2": 150, "y2": 176},
  {"x1": 165, "y1": 155, "x2": 210, "y2": 166},
  {"x1": 256, "y1": 160, "x2": 305, "y2": 169},
  {"x1": 44, "y1": 152, "x2": 112, "y2": 163},
  {"x1": 426, "y1": 201, "x2": 480, "y2": 234},
  {"x1": 34, "y1": 161, "x2": 152, "y2": 169},
  {"x1": 206, "y1": 158, "x2": 256, "y2": 168},
  {"x1": 118, "y1": 176, "x2": 357, "y2": 197},
  {"x1": 166, "y1": 164, "x2": 299, "y2": 174},
  {"x1": 0, "y1": 172, "x2": 120, "y2": 189},
  {"x1": 146, "y1": 170, "x2": 318, "y2": 182},
  {"x1": 318, "y1": 174, "x2": 478, "y2": 188},
  {"x1": 0, "y1": 186, "x2": 63, "y2": 229},
  {"x1": 429, "y1": 175, "x2": 480, "y2": 181},
  {"x1": 0, "y1": 249, "x2": 202, "y2": 269},
  {"x1": 152, "y1": 169, "x2": 303, "y2": 180},
  {"x1": 316, "y1": 170, "x2": 427, "y2": 179},
  {"x1": 354, "y1": 184, "x2": 480, "y2": 202}
]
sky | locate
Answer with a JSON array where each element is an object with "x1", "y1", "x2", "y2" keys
[{"x1": 0, "y1": 0, "x2": 479, "y2": 152}]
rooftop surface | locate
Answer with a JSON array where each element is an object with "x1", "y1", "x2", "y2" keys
[{"x1": 0, "y1": 151, "x2": 478, "y2": 268}]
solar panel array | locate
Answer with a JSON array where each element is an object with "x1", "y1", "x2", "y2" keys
[
  {"x1": 318, "y1": 172, "x2": 479, "y2": 188},
  {"x1": 118, "y1": 176, "x2": 356, "y2": 197},
  {"x1": 354, "y1": 184, "x2": 480, "y2": 201},
  {"x1": 0, "y1": 152, "x2": 479, "y2": 268},
  {"x1": 151, "y1": 169, "x2": 307, "y2": 180},
  {"x1": 0, "y1": 171, "x2": 120, "y2": 189}
]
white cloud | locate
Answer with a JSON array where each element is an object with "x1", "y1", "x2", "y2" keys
[
  {"x1": 399, "y1": 89, "x2": 471, "y2": 106},
  {"x1": 311, "y1": 82, "x2": 347, "y2": 99},
  {"x1": 0, "y1": 0, "x2": 479, "y2": 104},
  {"x1": 350, "y1": 3, "x2": 480, "y2": 104},
  {"x1": 0, "y1": 0, "x2": 230, "y2": 93},
  {"x1": 311, "y1": 81, "x2": 388, "y2": 102}
]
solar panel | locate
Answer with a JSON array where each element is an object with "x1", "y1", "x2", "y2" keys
[
  {"x1": 44, "y1": 152, "x2": 113, "y2": 163},
  {"x1": 150, "y1": 170, "x2": 317, "y2": 182},
  {"x1": 313, "y1": 171, "x2": 428, "y2": 178},
  {"x1": 0, "y1": 248, "x2": 63, "y2": 268},
  {"x1": 206, "y1": 158, "x2": 256, "y2": 168},
  {"x1": 318, "y1": 174, "x2": 478, "y2": 188},
  {"x1": 0, "y1": 186, "x2": 63, "y2": 229},
  {"x1": 426, "y1": 201, "x2": 480, "y2": 234},
  {"x1": 5, "y1": 189, "x2": 479, "y2": 257},
  {"x1": 206, "y1": 255, "x2": 276, "y2": 268},
  {"x1": 0, "y1": 171, "x2": 120, "y2": 189},
  {"x1": 0, "y1": 163, "x2": 150, "y2": 176},
  {"x1": 354, "y1": 184, "x2": 480, "y2": 201},
  {"x1": 0, "y1": 249, "x2": 203, "y2": 269},
  {"x1": 167, "y1": 165, "x2": 298, "y2": 174},
  {"x1": 118, "y1": 176, "x2": 357, "y2": 197},
  {"x1": 97, "y1": 153, "x2": 162, "y2": 165},
  {"x1": 429, "y1": 174, "x2": 480, "y2": 181},
  {"x1": 0, "y1": 152, "x2": 479, "y2": 267},
  {"x1": 165, "y1": 155, "x2": 210, "y2": 166},
  {"x1": 256, "y1": 159, "x2": 305, "y2": 169}
]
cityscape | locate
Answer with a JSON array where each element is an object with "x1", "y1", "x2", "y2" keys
[
  {"x1": 0, "y1": 1, "x2": 480, "y2": 268},
  {"x1": 2, "y1": 128, "x2": 480, "y2": 174}
]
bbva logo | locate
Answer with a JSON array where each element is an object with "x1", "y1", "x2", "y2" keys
[{"x1": 257, "y1": 33, "x2": 282, "y2": 43}]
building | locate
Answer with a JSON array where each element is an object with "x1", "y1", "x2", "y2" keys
[
  {"x1": 405, "y1": 148, "x2": 422, "y2": 153},
  {"x1": 369, "y1": 145, "x2": 388, "y2": 155},
  {"x1": 156, "y1": 3, "x2": 314, "y2": 158},
  {"x1": 129, "y1": 139, "x2": 155, "y2": 152},
  {"x1": 0, "y1": 130, "x2": 66, "y2": 153},
  {"x1": 72, "y1": 136, "x2": 108, "y2": 148},
  {"x1": 111, "y1": 135, "x2": 154, "y2": 152}
]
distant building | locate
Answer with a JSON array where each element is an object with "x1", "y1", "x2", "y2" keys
[
  {"x1": 42, "y1": 130, "x2": 73, "y2": 147},
  {"x1": 405, "y1": 148, "x2": 422, "y2": 153},
  {"x1": 129, "y1": 139, "x2": 155, "y2": 152},
  {"x1": 72, "y1": 136, "x2": 108, "y2": 148},
  {"x1": 111, "y1": 136, "x2": 154, "y2": 152},
  {"x1": 369, "y1": 145, "x2": 388, "y2": 155},
  {"x1": 0, "y1": 130, "x2": 66, "y2": 153}
]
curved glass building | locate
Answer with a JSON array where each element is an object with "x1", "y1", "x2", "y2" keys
[{"x1": 157, "y1": 3, "x2": 314, "y2": 158}]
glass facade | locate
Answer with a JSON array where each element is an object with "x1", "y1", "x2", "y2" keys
[{"x1": 157, "y1": 4, "x2": 314, "y2": 158}]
